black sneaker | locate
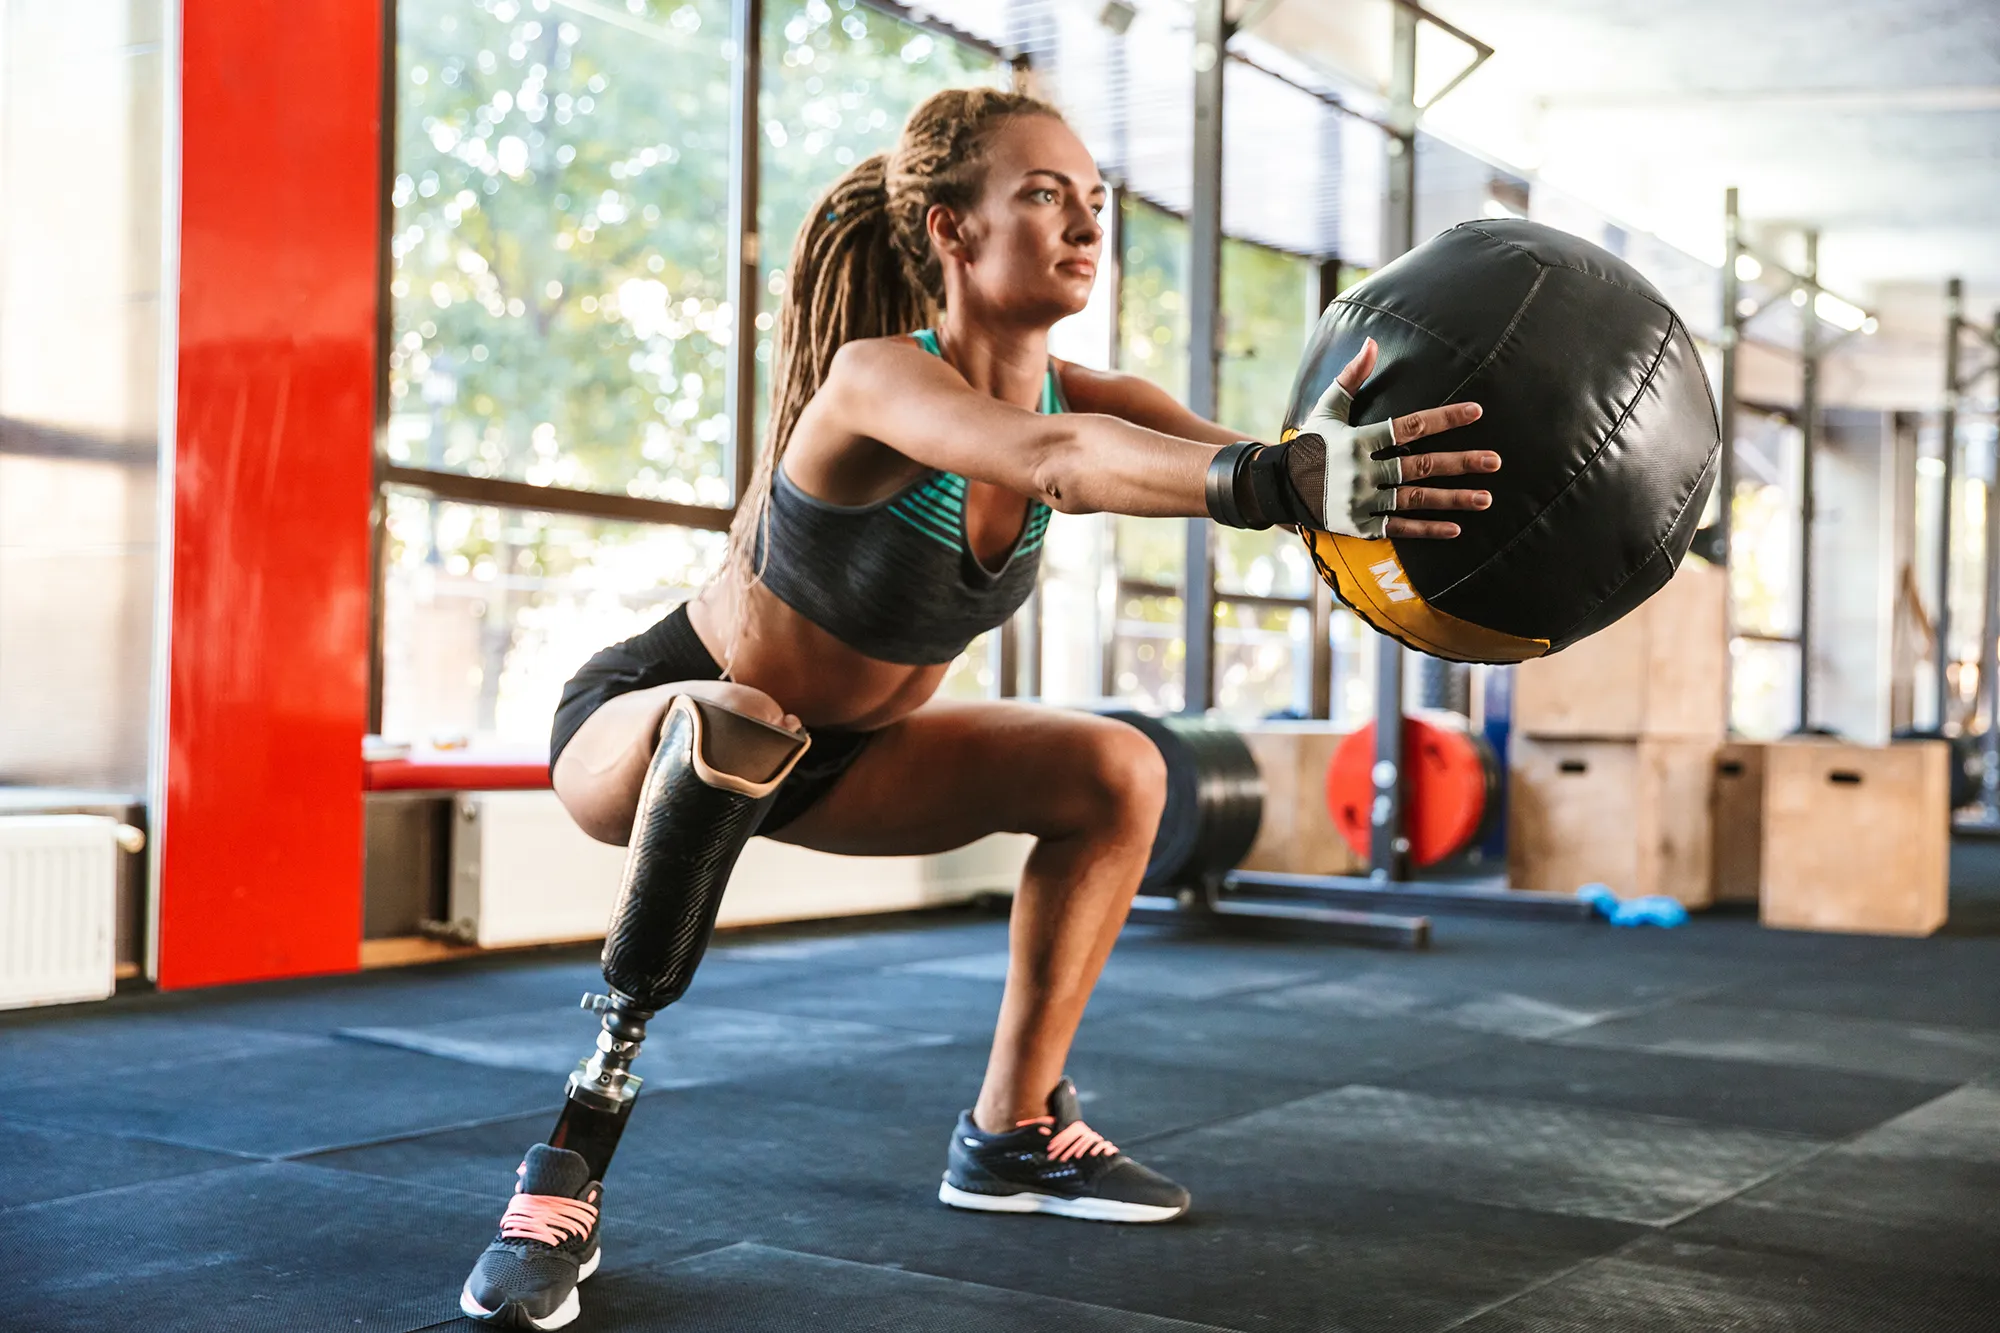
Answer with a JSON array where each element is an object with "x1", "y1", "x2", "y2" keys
[
  {"x1": 459, "y1": 1144, "x2": 603, "y2": 1329},
  {"x1": 939, "y1": 1077, "x2": 1190, "y2": 1223}
]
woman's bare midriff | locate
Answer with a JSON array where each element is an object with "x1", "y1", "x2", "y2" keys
[{"x1": 686, "y1": 578, "x2": 949, "y2": 732}]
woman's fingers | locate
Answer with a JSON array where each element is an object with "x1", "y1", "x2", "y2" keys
[
  {"x1": 1391, "y1": 401, "x2": 1482, "y2": 446},
  {"x1": 1335, "y1": 337, "x2": 1378, "y2": 394},
  {"x1": 1396, "y1": 447, "x2": 1502, "y2": 481},
  {"x1": 1392, "y1": 485, "x2": 1491, "y2": 512},
  {"x1": 1385, "y1": 517, "x2": 1462, "y2": 540}
]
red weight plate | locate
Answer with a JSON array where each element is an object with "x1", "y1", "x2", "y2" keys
[{"x1": 1326, "y1": 716, "x2": 1490, "y2": 868}]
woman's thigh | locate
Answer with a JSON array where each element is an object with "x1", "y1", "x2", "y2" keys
[
  {"x1": 553, "y1": 679, "x2": 796, "y2": 844},
  {"x1": 768, "y1": 700, "x2": 1165, "y2": 857}
]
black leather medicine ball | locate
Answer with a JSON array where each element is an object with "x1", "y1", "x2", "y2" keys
[{"x1": 1290, "y1": 218, "x2": 1720, "y2": 663}]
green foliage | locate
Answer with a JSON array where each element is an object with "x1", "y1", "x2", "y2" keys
[
  {"x1": 1113, "y1": 194, "x2": 1315, "y2": 597},
  {"x1": 389, "y1": 0, "x2": 997, "y2": 512},
  {"x1": 753, "y1": 0, "x2": 1001, "y2": 442},
  {"x1": 1217, "y1": 234, "x2": 1313, "y2": 435},
  {"x1": 392, "y1": 0, "x2": 738, "y2": 506}
]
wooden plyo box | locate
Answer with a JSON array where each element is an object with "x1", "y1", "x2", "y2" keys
[
  {"x1": 1236, "y1": 723, "x2": 1365, "y2": 876},
  {"x1": 1507, "y1": 736, "x2": 1718, "y2": 906},
  {"x1": 1513, "y1": 561, "x2": 1728, "y2": 740},
  {"x1": 1760, "y1": 739, "x2": 1949, "y2": 937},
  {"x1": 1711, "y1": 742, "x2": 1766, "y2": 904}
]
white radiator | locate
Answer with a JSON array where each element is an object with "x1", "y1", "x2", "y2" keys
[
  {"x1": 444, "y1": 789, "x2": 1032, "y2": 949},
  {"x1": 0, "y1": 815, "x2": 120, "y2": 1010}
]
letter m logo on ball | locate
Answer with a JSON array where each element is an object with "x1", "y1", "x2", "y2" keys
[{"x1": 1369, "y1": 558, "x2": 1416, "y2": 604}]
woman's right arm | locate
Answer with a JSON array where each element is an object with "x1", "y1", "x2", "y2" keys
[
  {"x1": 814, "y1": 335, "x2": 1494, "y2": 536},
  {"x1": 814, "y1": 337, "x2": 1217, "y2": 518}
]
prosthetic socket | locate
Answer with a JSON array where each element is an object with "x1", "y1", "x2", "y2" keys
[{"x1": 550, "y1": 694, "x2": 809, "y2": 1177}]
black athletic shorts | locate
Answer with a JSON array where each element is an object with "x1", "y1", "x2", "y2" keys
[{"x1": 550, "y1": 603, "x2": 875, "y2": 836}]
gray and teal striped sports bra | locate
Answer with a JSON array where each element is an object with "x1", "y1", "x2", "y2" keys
[{"x1": 754, "y1": 329, "x2": 1059, "y2": 666}]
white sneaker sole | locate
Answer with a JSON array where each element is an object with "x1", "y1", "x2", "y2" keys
[
  {"x1": 459, "y1": 1245, "x2": 601, "y2": 1329},
  {"x1": 938, "y1": 1178, "x2": 1187, "y2": 1224}
]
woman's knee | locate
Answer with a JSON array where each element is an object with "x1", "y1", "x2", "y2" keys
[{"x1": 1065, "y1": 719, "x2": 1167, "y2": 841}]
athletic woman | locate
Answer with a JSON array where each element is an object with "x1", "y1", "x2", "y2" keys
[{"x1": 459, "y1": 87, "x2": 1495, "y2": 1329}]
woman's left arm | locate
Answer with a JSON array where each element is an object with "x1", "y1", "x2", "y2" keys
[{"x1": 1056, "y1": 361, "x2": 1249, "y2": 448}]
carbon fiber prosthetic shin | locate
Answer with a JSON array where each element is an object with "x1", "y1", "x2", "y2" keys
[{"x1": 548, "y1": 695, "x2": 809, "y2": 1178}]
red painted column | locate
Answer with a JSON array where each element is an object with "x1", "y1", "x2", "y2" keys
[{"x1": 159, "y1": 0, "x2": 382, "y2": 988}]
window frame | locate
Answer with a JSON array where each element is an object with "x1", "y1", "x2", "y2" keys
[
  {"x1": 1105, "y1": 191, "x2": 1340, "y2": 718},
  {"x1": 369, "y1": 0, "x2": 1011, "y2": 730}
]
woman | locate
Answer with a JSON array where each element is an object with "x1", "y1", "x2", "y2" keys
[{"x1": 460, "y1": 87, "x2": 1493, "y2": 1329}]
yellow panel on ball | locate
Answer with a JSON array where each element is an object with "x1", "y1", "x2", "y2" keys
[{"x1": 1299, "y1": 529, "x2": 1550, "y2": 664}]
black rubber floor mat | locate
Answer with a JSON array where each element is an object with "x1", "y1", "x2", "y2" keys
[
  {"x1": 1701, "y1": 967, "x2": 2000, "y2": 1031},
  {"x1": 0, "y1": 1011, "x2": 322, "y2": 1082},
  {"x1": 428, "y1": 1242, "x2": 1238, "y2": 1332},
  {"x1": 1458, "y1": 1232, "x2": 2000, "y2": 1332},
  {"x1": 1672, "y1": 1150, "x2": 2000, "y2": 1281},
  {"x1": 166, "y1": 960, "x2": 615, "y2": 1035},
  {"x1": 1837, "y1": 1085, "x2": 2000, "y2": 1163},
  {"x1": 1067, "y1": 995, "x2": 1491, "y2": 1084},
  {"x1": 895, "y1": 943, "x2": 1327, "y2": 1002},
  {"x1": 1556, "y1": 1001, "x2": 2000, "y2": 1082},
  {"x1": 314, "y1": 1105, "x2": 1640, "y2": 1333},
  {"x1": 0, "y1": 1159, "x2": 674, "y2": 1333},
  {"x1": 339, "y1": 1001, "x2": 952, "y2": 1088},
  {"x1": 307, "y1": 1083, "x2": 943, "y2": 1219},
  {"x1": 716, "y1": 1038, "x2": 1328, "y2": 1145},
  {"x1": 739, "y1": 1175, "x2": 1639, "y2": 1333},
  {"x1": 1387, "y1": 1040, "x2": 1957, "y2": 1138},
  {"x1": 1147, "y1": 1085, "x2": 1819, "y2": 1226},
  {"x1": 1246, "y1": 973, "x2": 1626, "y2": 1039},
  {"x1": 706, "y1": 918, "x2": 1012, "y2": 969},
  {"x1": 1, "y1": 1114, "x2": 243, "y2": 1211},
  {"x1": 0, "y1": 1037, "x2": 561, "y2": 1158},
  {"x1": 694, "y1": 968, "x2": 1083, "y2": 1039}
]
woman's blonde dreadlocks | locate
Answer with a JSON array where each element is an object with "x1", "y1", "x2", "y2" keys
[{"x1": 718, "y1": 85, "x2": 1067, "y2": 670}]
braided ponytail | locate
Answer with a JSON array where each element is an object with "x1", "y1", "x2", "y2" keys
[{"x1": 718, "y1": 85, "x2": 1067, "y2": 669}]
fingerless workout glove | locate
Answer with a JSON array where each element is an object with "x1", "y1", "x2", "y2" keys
[{"x1": 1204, "y1": 378, "x2": 1402, "y2": 536}]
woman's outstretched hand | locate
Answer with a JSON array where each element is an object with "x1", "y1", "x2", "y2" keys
[
  {"x1": 1294, "y1": 337, "x2": 1498, "y2": 540},
  {"x1": 1204, "y1": 338, "x2": 1498, "y2": 538}
]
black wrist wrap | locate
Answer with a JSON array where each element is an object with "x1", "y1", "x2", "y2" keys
[{"x1": 1204, "y1": 441, "x2": 1266, "y2": 529}]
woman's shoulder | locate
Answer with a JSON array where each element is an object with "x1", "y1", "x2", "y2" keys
[{"x1": 824, "y1": 333, "x2": 959, "y2": 393}]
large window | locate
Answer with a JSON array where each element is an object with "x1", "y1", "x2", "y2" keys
[
  {"x1": 756, "y1": 1, "x2": 1003, "y2": 444},
  {"x1": 379, "y1": 495, "x2": 724, "y2": 746},
  {"x1": 1109, "y1": 195, "x2": 1327, "y2": 719},
  {"x1": 1728, "y1": 410, "x2": 1803, "y2": 738},
  {"x1": 391, "y1": 0, "x2": 737, "y2": 504},
  {"x1": 382, "y1": 0, "x2": 1007, "y2": 744}
]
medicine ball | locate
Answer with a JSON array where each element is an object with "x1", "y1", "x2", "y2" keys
[{"x1": 1289, "y1": 219, "x2": 1720, "y2": 663}]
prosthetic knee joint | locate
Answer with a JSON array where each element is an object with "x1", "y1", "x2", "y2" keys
[{"x1": 550, "y1": 694, "x2": 808, "y2": 1175}]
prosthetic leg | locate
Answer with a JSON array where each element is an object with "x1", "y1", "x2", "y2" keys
[
  {"x1": 551, "y1": 693, "x2": 810, "y2": 1177},
  {"x1": 461, "y1": 695, "x2": 807, "y2": 1329}
]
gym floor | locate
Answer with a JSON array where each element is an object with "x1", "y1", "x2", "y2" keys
[{"x1": 7, "y1": 854, "x2": 2000, "y2": 1332}]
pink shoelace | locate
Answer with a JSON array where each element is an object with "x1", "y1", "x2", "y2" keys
[
  {"x1": 498, "y1": 1163, "x2": 599, "y2": 1247},
  {"x1": 1018, "y1": 1115, "x2": 1119, "y2": 1163}
]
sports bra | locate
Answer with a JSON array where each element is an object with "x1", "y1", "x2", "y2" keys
[{"x1": 752, "y1": 329, "x2": 1059, "y2": 665}]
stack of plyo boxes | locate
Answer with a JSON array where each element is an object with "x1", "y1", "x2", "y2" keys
[
  {"x1": 1506, "y1": 562, "x2": 1728, "y2": 907},
  {"x1": 1713, "y1": 734, "x2": 1950, "y2": 936}
]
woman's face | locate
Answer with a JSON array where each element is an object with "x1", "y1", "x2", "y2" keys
[{"x1": 935, "y1": 114, "x2": 1105, "y2": 325}]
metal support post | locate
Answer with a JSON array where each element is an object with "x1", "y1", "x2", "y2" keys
[
  {"x1": 1367, "y1": 1, "x2": 1419, "y2": 880},
  {"x1": 1309, "y1": 256, "x2": 1343, "y2": 721},
  {"x1": 1982, "y1": 309, "x2": 2000, "y2": 817},
  {"x1": 724, "y1": 0, "x2": 763, "y2": 504},
  {"x1": 1181, "y1": 0, "x2": 1227, "y2": 715},
  {"x1": 1937, "y1": 278, "x2": 1964, "y2": 729},
  {"x1": 1717, "y1": 188, "x2": 1740, "y2": 567},
  {"x1": 1796, "y1": 232, "x2": 1819, "y2": 731}
]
